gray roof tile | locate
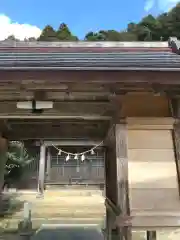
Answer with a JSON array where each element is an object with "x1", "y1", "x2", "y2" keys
[{"x1": 0, "y1": 51, "x2": 179, "y2": 70}]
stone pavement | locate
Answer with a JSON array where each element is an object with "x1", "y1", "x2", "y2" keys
[
  {"x1": 31, "y1": 224, "x2": 104, "y2": 240},
  {"x1": 0, "y1": 189, "x2": 105, "y2": 231}
]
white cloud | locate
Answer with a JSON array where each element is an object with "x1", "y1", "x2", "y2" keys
[
  {"x1": 144, "y1": 0, "x2": 155, "y2": 12},
  {"x1": 0, "y1": 14, "x2": 41, "y2": 40},
  {"x1": 144, "y1": 0, "x2": 179, "y2": 12}
]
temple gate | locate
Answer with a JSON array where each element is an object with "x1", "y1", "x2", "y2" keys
[{"x1": 0, "y1": 38, "x2": 180, "y2": 239}]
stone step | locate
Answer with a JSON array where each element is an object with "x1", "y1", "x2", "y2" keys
[
  {"x1": 18, "y1": 204, "x2": 105, "y2": 209},
  {"x1": 31, "y1": 208, "x2": 105, "y2": 213},
  {"x1": 19, "y1": 194, "x2": 104, "y2": 202},
  {"x1": 31, "y1": 203, "x2": 105, "y2": 209},
  {"x1": 14, "y1": 210, "x2": 105, "y2": 218},
  {"x1": 1, "y1": 217, "x2": 105, "y2": 231},
  {"x1": 43, "y1": 190, "x2": 103, "y2": 197}
]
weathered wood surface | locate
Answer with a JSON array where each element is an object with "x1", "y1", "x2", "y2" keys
[
  {"x1": 121, "y1": 94, "x2": 170, "y2": 117},
  {"x1": 105, "y1": 123, "x2": 131, "y2": 239},
  {"x1": 128, "y1": 129, "x2": 180, "y2": 227},
  {"x1": 1, "y1": 70, "x2": 180, "y2": 85},
  {"x1": 173, "y1": 122, "x2": 180, "y2": 196},
  {"x1": 8, "y1": 120, "x2": 109, "y2": 140}
]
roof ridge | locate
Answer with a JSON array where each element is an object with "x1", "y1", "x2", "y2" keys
[{"x1": 0, "y1": 41, "x2": 169, "y2": 48}]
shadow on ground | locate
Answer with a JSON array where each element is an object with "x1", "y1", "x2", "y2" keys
[{"x1": 31, "y1": 225, "x2": 105, "y2": 240}]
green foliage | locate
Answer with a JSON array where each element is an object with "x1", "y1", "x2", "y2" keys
[
  {"x1": 4, "y1": 141, "x2": 35, "y2": 185},
  {"x1": 5, "y1": 35, "x2": 19, "y2": 41},
  {"x1": 56, "y1": 23, "x2": 78, "y2": 41},
  {"x1": 37, "y1": 25, "x2": 58, "y2": 41}
]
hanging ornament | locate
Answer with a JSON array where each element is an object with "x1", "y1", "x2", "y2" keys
[
  {"x1": 58, "y1": 150, "x2": 62, "y2": 155},
  {"x1": 81, "y1": 154, "x2": 85, "y2": 162},
  {"x1": 74, "y1": 154, "x2": 78, "y2": 160},
  {"x1": 66, "y1": 154, "x2": 70, "y2": 161},
  {"x1": 91, "y1": 149, "x2": 95, "y2": 155}
]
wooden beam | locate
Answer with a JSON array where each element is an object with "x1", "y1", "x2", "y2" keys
[
  {"x1": 0, "y1": 101, "x2": 112, "y2": 116},
  {"x1": 1, "y1": 70, "x2": 180, "y2": 85},
  {"x1": 0, "y1": 115, "x2": 111, "y2": 120},
  {"x1": 9, "y1": 127, "x2": 107, "y2": 140},
  {"x1": 2, "y1": 70, "x2": 180, "y2": 85},
  {"x1": 44, "y1": 140, "x2": 103, "y2": 146}
]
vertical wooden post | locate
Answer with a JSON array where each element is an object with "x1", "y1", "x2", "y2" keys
[
  {"x1": 0, "y1": 134, "x2": 8, "y2": 211},
  {"x1": 46, "y1": 147, "x2": 51, "y2": 182},
  {"x1": 105, "y1": 122, "x2": 131, "y2": 240},
  {"x1": 115, "y1": 124, "x2": 131, "y2": 240},
  {"x1": 171, "y1": 98, "x2": 180, "y2": 196},
  {"x1": 38, "y1": 141, "x2": 46, "y2": 195},
  {"x1": 147, "y1": 231, "x2": 157, "y2": 240},
  {"x1": 172, "y1": 122, "x2": 180, "y2": 196}
]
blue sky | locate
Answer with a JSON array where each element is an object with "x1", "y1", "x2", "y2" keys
[{"x1": 0, "y1": 0, "x2": 179, "y2": 40}]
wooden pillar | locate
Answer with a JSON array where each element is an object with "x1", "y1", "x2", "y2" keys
[
  {"x1": 0, "y1": 123, "x2": 9, "y2": 210},
  {"x1": 46, "y1": 147, "x2": 51, "y2": 182},
  {"x1": 171, "y1": 98, "x2": 180, "y2": 196},
  {"x1": 0, "y1": 135, "x2": 8, "y2": 194},
  {"x1": 105, "y1": 122, "x2": 131, "y2": 240},
  {"x1": 172, "y1": 122, "x2": 180, "y2": 196},
  {"x1": 38, "y1": 141, "x2": 46, "y2": 194},
  {"x1": 147, "y1": 231, "x2": 157, "y2": 240}
]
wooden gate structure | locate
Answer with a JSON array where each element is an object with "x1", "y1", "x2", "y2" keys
[{"x1": 1, "y1": 37, "x2": 180, "y2": 239}]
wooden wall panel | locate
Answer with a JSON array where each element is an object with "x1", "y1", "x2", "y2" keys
[
  {"x1": 129, "y1": 149, "x2": 174, "y2": 162},
  {"x1": 121, "y1": 94, "x2": 170, "y2": 117},
  {"x1": 129, "y1": 161, "x2": 177, "y2": 189},
  {"x1": 128, "y1": 130, "x2": 173, "y2": 149},
  {"x1": 128, "y1": 129, "x2": 180, "y2": 226},
  {"x1": 130, "y1": 189, "x2": 180, "y2": 211}
]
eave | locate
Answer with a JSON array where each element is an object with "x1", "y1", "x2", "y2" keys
[{"x1": 1, "y1": 67, "x2": 180, "y2": 71}]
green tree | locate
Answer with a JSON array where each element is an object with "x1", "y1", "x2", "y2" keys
[
  {"x1": 84, "y1": 31, "x2": 106, "y2": 41},
  {"x1": 131, "y1": 15, "x2": 161, "y2": 41},
  {"x1": 116, "y1": 31, "x2": 137, "y2": 41},
  {"x1": 157, "y1": 13, "x2": 170, "y2": 41},
  {"x1": 165, "y1": 3, "x2": 180, "y2": 39},
  {"x1": 102, "y1": 30, "x2": 123, "y2": 41},
  {"x1": 5, "y1": 35, "x2": 19, "y2": 41},
  {"x1": 38, "y1": 25, "x2": 58, "y2": 41},
  {"x1": 4, "y1": 141, "x2": 35, "y2": 188},
  {"x1": 85, "y1": 30, "x2": 137, "y2": 41},
  {"x1": 56, "y1": 23, "x2": 78, "y2": 41}
]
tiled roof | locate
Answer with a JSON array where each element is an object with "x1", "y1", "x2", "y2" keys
[
  {"x1": 0, "y1": 51, "x2": 179, "y2": 70},
  {"x1": 0, "y1": 37, "x2": 178, "y2": 70}
]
